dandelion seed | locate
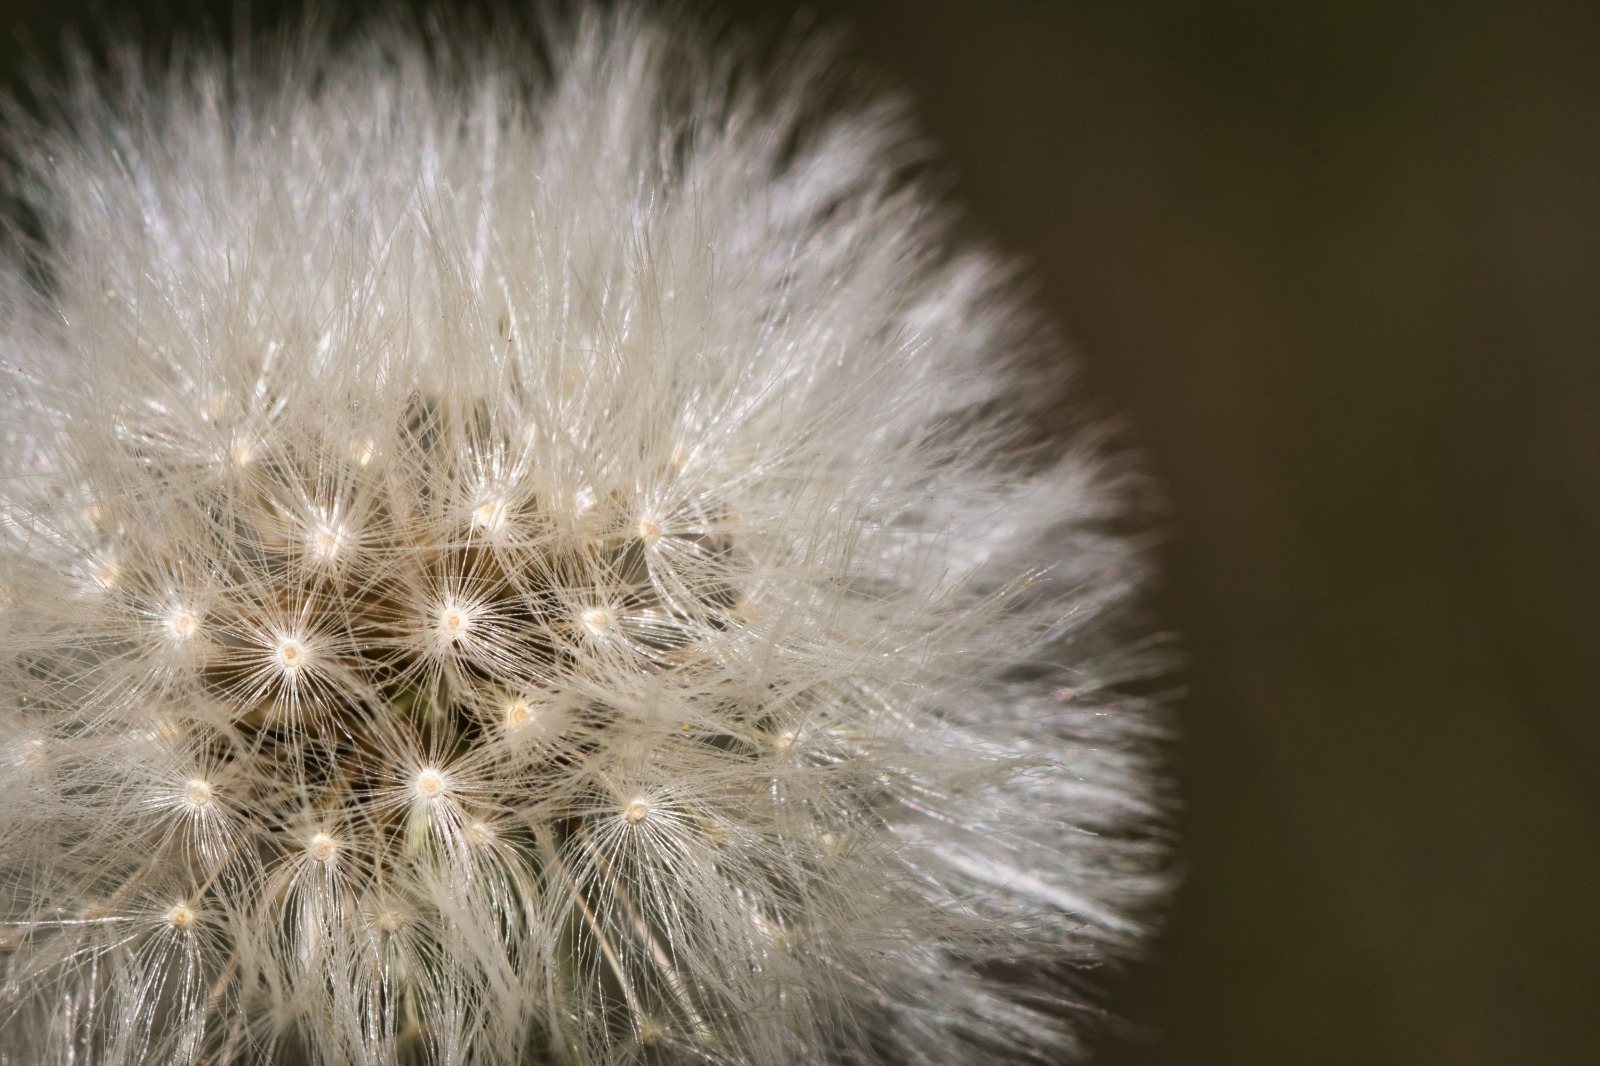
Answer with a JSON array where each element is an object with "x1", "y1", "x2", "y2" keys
[
  {"x1": 166, "y1": 903, "x2": 196, "y2": 929},
  {"x1": 414, "y1": 767, "x2": 447, "y2": 800},
  {"x1": 274, "y1": 636, "x2": 308, "y2": 673},
  {"x1": 436, "y1": 602, "x2": 473, "y2": 642},
  {"x1": 504, "y1": 696, "x2": 533, "y2": 731},
  {"x1": 580, "y1": 605, "x2": 613, "y2": 638},
  {"x1": 308, "y1": 833, "x2": 338, "y2": 863},
  {"x1": 166, "y1": 608, "x2": 200, "y2": 640},
  {"x1": 183, "y1": 778, "x2": 213, "y2": 808},
  {"x1": 624, "y1": 798, "x2": 651, "y2": 824},
  {"x1": 472, "y1": 497, "x2": 508, "y2": 533},
  {"x1": 308, "y1": 523, "x2": 345, "y2": 562}
]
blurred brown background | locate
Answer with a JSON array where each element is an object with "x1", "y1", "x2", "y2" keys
[{"x1": 4, "y1": 1, "x2": 1598, "y2": 1062}]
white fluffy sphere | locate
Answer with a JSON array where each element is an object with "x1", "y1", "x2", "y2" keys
[{"x1": 0, "y1": 10, "x2": 1166, "y2": 1064}]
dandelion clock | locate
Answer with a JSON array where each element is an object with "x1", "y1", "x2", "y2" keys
[{"x1": 0, "y1": 8, "x2": 1168, "y2": 1064}]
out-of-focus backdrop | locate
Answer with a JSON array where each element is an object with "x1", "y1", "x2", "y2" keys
[{"x1": 4, "y1": 1, "x2": 1597, "y2": 1062}]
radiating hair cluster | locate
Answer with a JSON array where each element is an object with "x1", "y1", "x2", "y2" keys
[{"x1": 0, "y1": 10, "x2": 1166, "y2": 1065}]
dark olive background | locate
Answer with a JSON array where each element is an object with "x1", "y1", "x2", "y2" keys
[{"x1": 4, "y1": 2, "x2": 1598, "y2": 1063}]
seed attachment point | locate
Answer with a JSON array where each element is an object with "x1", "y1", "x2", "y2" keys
[
  {"x1": 309, "y1": 832, "x2": 338, "y2": 862},
  {"x1": 275, "y1": 637, "x2": 307, "y2": 673},
  {"x1": 472, "y1": 497, "x2": 508, "y2": 533},
  {"x1": 166, "y1": 609, "x2": 200, "y2": 640},
  {"x1": 414, "y1": 767, "x2": 446, "y2": 800},
  {"x1": 504, "y1": 697, "x2": 533, "y2": 731},
  {"x1": 183, "y1": 778, "x2": 213, "y2": 808},
  {"x1": 436, "y1": 602, "x2": 473, "y2": 642},
  {"x1": 580, "y1": 606, "x2": 613, "y2": 637}
]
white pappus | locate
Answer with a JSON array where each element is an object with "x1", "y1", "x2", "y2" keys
[{"x1": 0, "y1": 8, "x2": 1168, "y2": 1065}]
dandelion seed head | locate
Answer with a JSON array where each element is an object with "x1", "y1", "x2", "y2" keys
[{"x1": 0, "y1": 11, "x2": 1168, "y2": 1065}]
